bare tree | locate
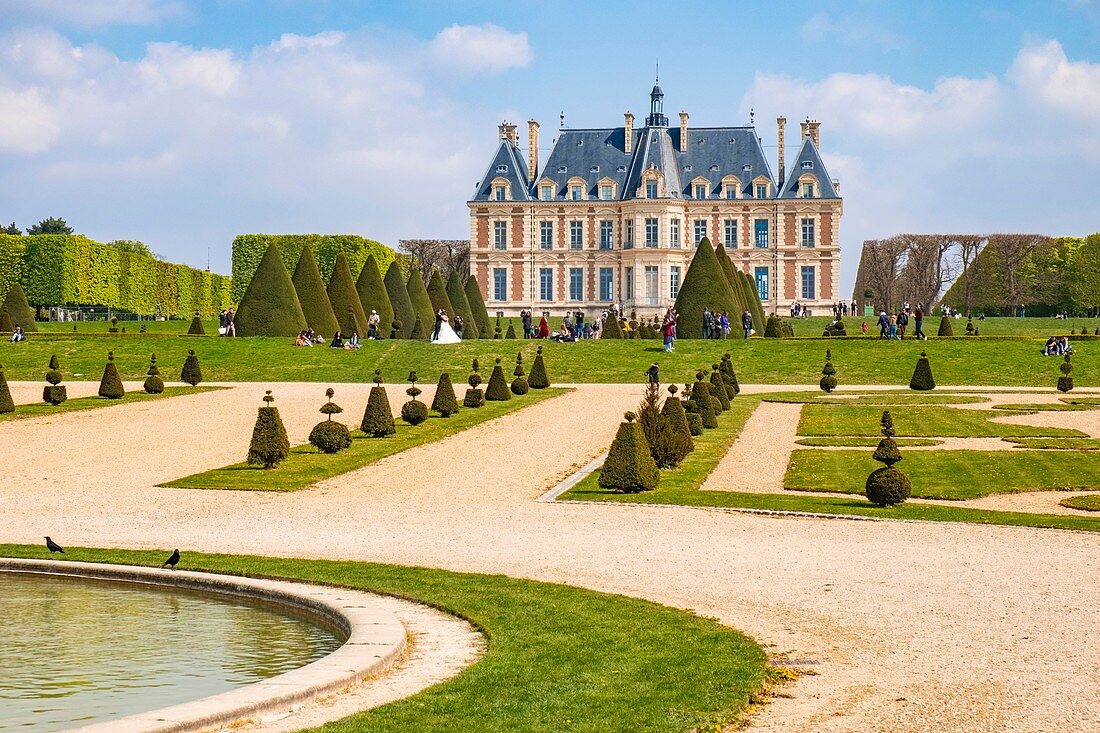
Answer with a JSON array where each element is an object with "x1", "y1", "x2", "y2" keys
[
  {"x1": 949, "y1": 235, "x2": 987, "y2": 312},
  {"x1": 984, "y1": 234, "x2": 1052, "y2": 312},
  {"x1": 859, "y1": 236, "x2": 909, "y2": 313},
  {"x1": 399, "y1": 240, "x2": 470, "y2": 282}
]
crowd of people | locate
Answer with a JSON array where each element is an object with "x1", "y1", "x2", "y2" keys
[
  {"x1": 217, "y1": 308, "x2": 236, "y2": 337},
  {"x1": 871, "y1": 303, "x2": 927, "y2": 340},
  {"x1": 1044, "y1": 336, "x2": 1073, "y2": 356},
  {"x1": 293, "y1": 326, "x2": 362, "y2": 350},
  {"x1": 790, "y1": 300, "x2": 856, "y2": 319}
]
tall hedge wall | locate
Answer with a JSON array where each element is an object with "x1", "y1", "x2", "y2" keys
[
  {"x1": 0, "y1": 234, "x2": 231, "y2": 316},
  {"x1": 232, "y1": 234, "x2": 398, "y2": 304}
]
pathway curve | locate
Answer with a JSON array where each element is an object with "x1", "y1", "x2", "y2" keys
[{"x1": 702, "y1": 400, "x2": 801, "y2": 493}]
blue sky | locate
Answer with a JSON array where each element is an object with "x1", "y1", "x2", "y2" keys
[{"x1": 1, "y1": 0, "x2": 1098, "y2": 290}]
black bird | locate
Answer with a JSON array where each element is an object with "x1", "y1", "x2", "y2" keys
[
  {"x1": 163, "y1": 549, "x2": 180, "y2": 570},
  {"x1": 44, "y1": 536, "x2": 64, "y2": 555}
]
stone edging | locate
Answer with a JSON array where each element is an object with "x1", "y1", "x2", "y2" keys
[{"x1": 0, "y1": 559, "x2": 407, "y2": 733}]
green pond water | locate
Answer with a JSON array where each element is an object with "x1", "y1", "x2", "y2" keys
[{"x1": 0, "y1": 572, "x2": 344, "y2": 732}]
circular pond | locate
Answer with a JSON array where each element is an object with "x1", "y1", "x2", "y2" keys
[{"x1": 0, "y1": 571, "x2": 345, "y2": 732}]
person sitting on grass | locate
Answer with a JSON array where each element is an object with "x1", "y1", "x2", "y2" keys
[
  {"x1": 9, "y1": 326, "x2": 26, "y2": 343},
  {"x1": 861, "y1": 321, "x2": 868, "y2": 335},
  {"x1": 346, "y1": 331, "x2": 361, "y2": 350},
  {"x1": 294, "y1": 330, "x2": 312, "y2": 347},
  {"x1": 330, "y1": 330, "x2": 344, "y2": 349},
  {"x1": 552, "y1": 323, "x2": 575, "y2": 342},
  {"x1": 1045, "y1": 336, "x2": 1057, "y2": 355}
]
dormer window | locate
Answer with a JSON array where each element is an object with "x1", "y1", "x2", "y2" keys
[
  {"x1": 540, "y1": 185, "x2": 553, "y2": 200},
  {"x1": 590, "y1": 165, "x2": 600, "y2": 173},
  {"x1": 694, "y1": 183, "x2": 707, "y2": 199},
  {"x1": 570, "y1": 185, "x2": 583, "y2": 201},
  {"x1": 558, "y1": 166, "x2": 568, "y2": 173},
  {"x1": 802, "y1": 182, "x2": 814, "y2": 198},
  {"x1": 490, "y1": 177, "x2": 511, "y2": 202},
  {"x1": 496, "y1": 165, "x2": 508, "y2": 173},
  {"x1": 801, "y1": 161, "x2": 814, "y2": 169},
  {"x1": 755, "y1": 183, "x2": 768, "y2": 198},
  {"x1": 600, "y1": 184, "x2": 612, "y2": 200},
  {"x1": 742, "y1": 164, "x2": 752, "y2": 172},
  {"x1": 646, "y1": 180, "x2": 658, "y2": 199},
  {"x1": 494, "y1": 186, "x2": 506, "y2": 201}
]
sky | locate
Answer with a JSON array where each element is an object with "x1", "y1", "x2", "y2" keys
[{"x1": 1, "y1": 0, "x2": 1098, "y2": 291}]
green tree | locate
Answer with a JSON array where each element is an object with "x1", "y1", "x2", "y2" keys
[
  {"x1": 107, "y1": 240, "x2": 158, "y2": 258},
  {"x1": 327, "y1": 252, "x2": 368, "y2": 338},
  {"x1": 426, "y1": 269, "x2": 453, "y2": 317},
  {"x1": 2, "y1": 222, "x2": 19, "y2": 235},
  {"x1": 1069, "y1": 233, "x2": 1100, "y2": 315},
  {"x1": 234, "y1": 243, "x2": 308, "y2": 336},
  {"x1": 27, "y1": 217, "x2": 72, "y2": 235},
  {"x1": 598, "y1": 412, "x2": 659, "y2": 493},
  {"x1": 445, "y1": 271, "x2": 478, "y2": 339},
  {"x1": 180, "y1": 349, "x2": 203, "y2": 386},
  {"x1": 463, "y1": 275, "x2": 491, "y2": 338},
  {"x1": 384, "y1": 261, "x2": 416, "y2": 338},
  {"x1": 672, "y1": 238, "x2": 740, "y2": 338},
  {"x1": 405, "y1": 268, "x2": 435, "y2": 340},
  {"x1": 291, "y1": 247, "x2": 339, "y2": 336},
  {"x1": 355, "y1": 254, "x2": 394, "y2": 339},
  {"x1": 248, "y1": 391, "x2": 290, "y2": 469}
]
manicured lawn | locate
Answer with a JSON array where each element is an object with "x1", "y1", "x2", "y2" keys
[
  {"x1": 0, "y1": 386, "x2": 220, "y2": 422},
  {"x1": 788, "y1": 315, "x2": 1100, "y2": 338},
  {"x1": 2, "y1": 332, "x2": 1098, "y2": 386},
  {"x1": 1004, "y1": 438, "x2": 1100, "y2": 450},
  {"x1": 163, "y1": 389, "x2": 567, "y2": 491},
  {"x1": 761, "y1": 391, "x2": 989, "y2": 405},
  {"x1": 1061, "y1": 495, "x2": 1100, "y2": 512},
  {"x1": 993, "y1": 402, "x2": 1099, "y2": 411},
  {"x1": 0, "y1": 544, "x2": 770, "y2": 733},
  {"x1": 785, "y1": 449, "x2": 1100, "y2": 499},
  {"x1": 35, "y1": 318, "x2": 215, "y2": 334},
  {"x1": 794, "y1": 437, "x2": 943, "y2": 447},
  {"x1": 797, "y1": 404, "x2": 1085, "y2": 438}
]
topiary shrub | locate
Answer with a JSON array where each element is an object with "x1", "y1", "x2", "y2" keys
[
  {"x1": 823, "y1": 318, "x2": 847, "y2": 337},
  {"x1": 486, "y1": 358, "x2": 511, "y2": 401},
  {"x1": 180, "y1": 349, "x2": 202, "y2": 386},
  {"x1": 362, "y1": 370, "x2": 397, "y2": 436},
  {"x1": 401, "y1": 371, "x2": 428, "y2": 425},
  {"x1": 248, "y1": 391, "x2": 290, "y2": 469},
  {"x1": 2, "y1": 282, "x2": 36, "y2": 332},
  {"x1": 235, "y1": 243, "x2": 308, "y2": 337},
  {"x1": 654, "y1": 384, "x2": 693, "y2": 468},
  {"x1": 1057, "y1": 354, "x2": 1074, "y2": 393},
  {"x1": 636, "y1": 382, "x2": 665, "y2": 462},
  {"x1": 685, "y1": 411, "x2": 703, "y2": 436},
  {"x1": 865, "y1": 410, "x2": 911, "y2": 506},
  {"x1": 820, "y1": 349, "x2": 838, "y2": 392},
  {"x1": 425, "y1": 269, "x2": 453, "y2": 319},
  {"x1": 43, "y1": 355, "x2": 67, "y2": 405},
  {"x1": 445, "y1": 271, "x2": 478, "y2": 340},
  {"x1": 511, "y1": 352, "x2": 529, "y2": 395},
  {"x1": 601, "y1": 312, "x2": 623, "y2": 338},
  {"x1": 671, "y1": 238, "x2": 740, "y2": 339},
  {"x1": 764, "y1": 314, "x2": 783, "y2": 338},
  {"x1": 310, "y1": 387, "x2": 352, "y2": 453},
  {"x1": 143, "y1": 353, "x2": 164, "y2": 394},
  {"x1": 409, "y1": 314, "x2": 424, "y2": 340},
  {"x1": 108, "y1": 317, "x2": 119, "y2": 334},
  {"x1": 464, "y1": 275, "x2": 491, "y2": 341},
  {"x1": 355, "y1": 254, "x2": 394, "y2": 340},
  {"x1": 937, "y1": 315, "x2": 953, "y2": 337},
  {"x1": 187, "y1": 312, "x2": 205, "y2": 335},
  {"x1": 598, "y1": 412, "x2": 660, "y2": 493},
  {"x1": 0, "y1": 307, "x2": 13, "y2": 333},
  {"x1": 909, "y1": 351, "x2": 936, "y2": 391},
  {"x1": 719, "y1": 353, "x2": 739, "y2": 397},
  {"x1": 327, "y1": 252, "x2": 369, "y2": 339},
  {"x1": 505, "y1": 321, "x2": 517, "y2": 339},
  {"x1": 464, "y1": 359, "x2": 485, "y2": 407},
  {"x1": 431, "y1": 372, "x2": 460, "y2": 417},
  {"x1": 389, "y1": 319, "x2": 401, "y2": 339},
  {"x1": 384, "y1": 261, "x2": 415, "y2": 338},
  {"x1": 528, "y1": 345, "x2": 550, "y2": 389},
  {"x1": 709, "y1": 366, "x2": 730, "y2": 412},
  {"x1": 291, "y1": 246, "x2": 340, "y2": 336},
  {"x1": 493, "y1": 317, "x2": 502, "y2": 339},
  {"x1": 405, "y1": 268, "x2": 436, "y2": 340},
  {"x1": 692, "y1": 374, "x2": 718, "y2": 429},
  {"x1": 98, "y1": 351, "x2": 125, "y2": 399},
  {"x1": 0, "y1": 362, "x2": 13, "y2": 414},
  {"x1": 965, "y1": 316, "x2": 974, "y2": 335}
]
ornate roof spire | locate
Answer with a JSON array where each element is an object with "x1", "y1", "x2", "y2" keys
[{"x1": 647, "y1": 69, "x2": 667, "y2": 127}]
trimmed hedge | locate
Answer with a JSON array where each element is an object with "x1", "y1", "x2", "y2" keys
[
  {"x1": 291, "y1": 247, "x2": 339, "y2": 336},
  {"x1": 384, "y1": 261, "x2": 416, "y2": 339},
  {"x1": 672, "y1": 238, "x2": 740, "y2": 339},
  {"x1": 599, "y1": 412, "x2": 659, "y2": 493},
  {"x1": 464, "y1": 275, "x2": 490, "y2": 339},
  {"x1": 355, "y1": 254, "x2": 394, "y2": 339},
  {"x1": 445, "y1": 271, "x2": 478, "y2": 339},
  {"x1": 234, "y1": 243, "x2": 308, "y2": 337},
  {"x1": 327, "y1": 252, "x2": 368, "y2": 338}
]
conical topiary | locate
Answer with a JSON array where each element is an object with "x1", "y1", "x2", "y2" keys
[
  {"x1": 764, "y1": 314, "x2": 783, "y2": 338},
  {"x1": 425, "y1": 269, "x2": 453, "y2": 318},
  {"x1": 405, "y1": 268, "x2": 435, "y2": 340},
  {"x1": 692, "y1": 374, "x2": 718, "y2": 429},
  {"x1": 463, "y1": 275, "x2": 490, "y2": 340},
  {"x1": 143, "y1": 353, "x2": 164, "y2": 394},
  {"x1": 355, "y1": 254, "x2": 394, "y2": 340},
  {"x1": 965, "y1": 316, "x2": 974, "y2": 335},
  {"x1": 714, "y1": 243, "x2": 747, "y2": 315},
  {"x1": 180, "y1": 349, "x2": 202, "y2": 386},
  {"x1": 1057, "y1": 354, "x2": 1074, "y2": 393},
  {"x1": 685, "y1": 410, "x2": 704, "y2": 436},
  {"x1": 672, "y1": 237, "x2": 740, "y2": 339},
  {"x1": 310, "y1": 387, "x2": 352, "y2": 453},
  {"x1": 719, "y1": 353, "x2": 739, "y2": 397},
  {"x1": 464, "y1": 358, "x2": 485, "y2": 407},
  {"x1": 709, "y1": 366, "x2": 730, "y2": 412},
  {"x1": 511, "y1": 351, "x2": 529, "y2": 395},
  {"x1": 865, "y1": 410, "x2": 911, "y2": 506},
  {"x1": 598, "y1": 412, "x2": 660, "y2": 493},
  {"x1": 505, "y1": 321, "x2": 517, "y2": 339},
  {"x1": 327, "y1": 252, "x2": 368, "y2": 339},
  {"x1": 820, "y1": 349, "x2": 838, "y2": 392},
  {"x1": 2, "y1": 282, "x2": 37, "y2": 331},
  {"x1": 401, "y1": 371, "x2": 428, "y2": 425},
  {"x1": 493, "y1": 315, "x2": 502, "y2": 339},
  {"x1": 291, "y1": 246, "x2": 339, "y2": 336},
  {"x1": 43, "y1": 355, "x2": 67, "y2": 405},
  {"x1": 740, "y1": 271, "x2": 766, "y2": 339},
  {"x1": 528, "y1": 345, "x2": 550, "y2": 388},
  {"x1": 637, "y1": 382, "x2": 665, "y2": 460},
  {"x1": 409, "y1": 314, "x2": 424, "y2": 340},
  {"x1": 247, "y1": 391, "x2": 290, "y2": 469},
  {"x1": 361, "y1": 370, "x2": 397, "y2": 437},
  {"x1": 235, "y1": 243, "x2": 308, "y2": 336},
  {"x1": 937, "y1": 315, "x2": 953, "y2": 337},
  {"x1": 384, "y1": 261, "x2": 415, "y2": 338},
  {"x1": 98, "y1": 351, "x2": 125, "y2": 399},
  {"x1": 656, "y1": 384, "x2": 693, "y2": 467},
  {"x1": 0, "y1": 307, "x2": 14, "y2": 332},
  {"x1": 445, "y1": 271, "x2": 478, "y2": 339},
  {"x1": 187, "y1": 311, "x2": 205, "y2": 335},
  {"x1": 909, "y1": 351, "x2": 936, "y2": 391},
  {"x1": 601, "y1": 311, "x2": 623, "y2": 339},
  {"x1": 0, "y1": 362, "x2": 13, "y2": 414},
  {"x1": 431, "y1": 372, "x2": 460, "y2": 417},
  {"x1": 485, "y1": 357, "x2": 511, "y2": 401}
]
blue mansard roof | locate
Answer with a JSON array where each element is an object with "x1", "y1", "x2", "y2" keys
[
  {"x1": 472, "y1": 139, "x2": 531, "y2": 201},
  {"x1": 778, "y1": 136, "x2": 840, "y2": 199}
]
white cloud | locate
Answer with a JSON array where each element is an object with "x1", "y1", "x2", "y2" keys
[
  {"x1": 0, "y1": 0, "x2": 185, "y2": 27},
  {"x1": 1009, "y1": 39, "x2": 1100, "y2": 118},
  {"x1": 430, "y1": 23, "x2": 532, "y2": 75},
  {"x1": 801, "y1": 13, "x2": 907, "y2": 51},
  {"x1": 270, "y1": 31, "x2": 347, "y2": 53},
  {"x1": 0, "y1": 88, "x2": 60, "y2": 153},
  {"x1": 137, "y1": 42, "x2": 241, "y2": 96}
]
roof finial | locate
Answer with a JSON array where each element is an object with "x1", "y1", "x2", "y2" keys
[
  {"x1": 655, "y1": 60, "x2": 659, "y2": 83},
  {"x1": 750, "y1": 107, "x2": 755, "y2": 126},
  {"x1": 559, "y1": 110, "x2": 565, "y2": 128}
]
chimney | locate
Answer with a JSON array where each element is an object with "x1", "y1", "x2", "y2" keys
[
  {"x1": 808, "y1": 119, "x2": 821, "y2": 148},
  {"x1": 679, "y1": 110, "x2": 689, "y2": 153},
  {"x1": 776, "y1": 116, "x2": 786, "y2": 188},
  {"x1": 800, "y1": 117, "x2": 810, "y2": 142},
  {"x1": 624, "y1": 111, "x2": 634, "y2": 155},
  {"x1": 498, "y1": 121, "x2": 518, "y2": 147},
  {"x1": 527, "y1": 119, "x2": 539, "y2": 183}
]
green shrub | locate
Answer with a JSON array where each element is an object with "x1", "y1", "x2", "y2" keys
[
  {"x1": 361, "y1": 370, "x2": 397, "y2": 436},
  {"x1": 528, "y1": 345, "x2": 550, "y2": 388},
  {"x1": 290, "y1": 246, "x2": 339, "y2": 336},
  {"x1": 401, "y1": 371, "x2": 428, "y2": 425},
  {"x1": 43, "y1": 354, "x2": 67, "y2": 405},
  {"x1": 309, "y1": 388, "x2": 353, "y2": 453},
  {"x1": 463, "y1": 275, "x2": 490, "y2": 339},
  {"x1": 865, "y1": 410, "x2": 911, "y2": 506},
  {"x1": 143, "y1": 353, "x2": 164, "y2": 394},
  {"x1": 637, "y1": 382, "x2": 664, "y2": 459},
  {"x1": 445, "y1": 271, "x2": 478, "y2": 339},
  {"x1": 98, "y1": 351, "x2": 125, "y2": 399},
  {"x1": 820, "y1": 349, "x2": 838, "y2": 392},
  {"x1": 248, "y1": 391, "x2": 290, "y2": 469},
  {"x1": 187, "y1": 312, "x2": 205, "y2": 335},
  {"x1": 409, "y1": 315, "x2": 424, "y2": 340},
  {"x1": 464, "y1": 359, "x2": 485, "y2": 407},
  {"x1": 692, "y1": 375, "x2": 718, "y2": 429},
  {"x1": 431, "y1": 372, "x2": 460, "y2": 416},
  {"x1": 655, "y1": 384, "x2": 693, "y2": 467},
  {"x1": 2, "y1": 282, "x2": 36, "y2": 331},
  {"x1": 327, "y1": 252, "x2": 368, "y2": 338},
  {"x1": 425, "y1": 269, "x2": 453, "y2": 317},
  {"x1": 0, "y1": 362, "x2": 13, "y2": 413},
  {"x1": 180, "y1": 349, "x2": 202, "y2": 386},
  {"x1": 718, "y1": 353, "x2": 739, "y2": 397},
  {"x1": 1058, "y1": 354, "x2": 1074, "y2": 393},
  {"x1": 598, "y1": 412, "x2": 660, "y2": 493},
  {"x1": 937, "y1": 315, "x2": 953, "y2": 337},
  {"x1": 0, "y1": 307, "x2": 13, "y2": 332},
  {"x1": 965, "y1": 316, "x2": 975, "y2": 335},
  {"x1": 234, "y1": 243, "x2": 308, "y2": 337},
  {"x1": 909, "y1": 351, "x2": 936, "y2": 391},
  {"x1": 485, "y1": 358, "x2": 511, "y2": 401},
  {"x1": 763, "y1": 315, "x2": 783, "y2": 338},
  {"x1": 671, "y1": 238, "x2": 740, "y2": 339},
  {"x1": 405, "y1": 268, "x2": 435, "y2": 340},
  {"x1": 355, "y1": 254, "x2": 394, "y2": 339},
  {"x1": 505, "y1": 321, "x2": 517, "y2": 339},
  {"x1": 511, "y1": 352, "x2": 528, "y2": 395},
  {"x1": 714, "y1": 243, "x2": 747, "y2": 315},
  {"x1": 686, "y1": 411, "x2": 703, "y2": 436},
  {"x1": 601, "y1": 312, "x2": 623, "y2": 338},
  {"x1": 384, "y1": 261, "x2": 415, "y2": 338},
  {"x1": 709, "y1": 366, "x2": 730, "y2": 411}
]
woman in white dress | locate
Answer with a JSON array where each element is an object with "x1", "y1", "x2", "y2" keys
[{"x1": 431, "y1": 310, "x2": 462, "y2": 344}]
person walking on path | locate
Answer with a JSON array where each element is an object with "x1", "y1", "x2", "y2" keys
[
  {"x1": 662, "y1": 311, "x2": 678, "y2": 352},
  {"x1": 645, "y1": 362, "x2": 660, "y2": 384},
  {"x1": 741, "y1": 310, "x2": 753, "y2": 340},
  {"x1": 877, "y1": 311, "x2": 890, "y2": 339},
  {"x1": 914, "y1": 305, "x2": 926, "y2": 340},
  {"x1": 897, "y1": 309, "x2": 909, "y2": 340},
  {"x1": 368, "y1": 309, "x2": 381, "y2": 339}
]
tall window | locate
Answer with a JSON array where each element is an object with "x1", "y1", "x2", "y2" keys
[
  {"x1": 755, "y1": 183, "x2": 767, "y2": 199},
  {"x1": 670, "y1": 219, "x2": 680, "y2": 248},
  {"x1": 725, "y1": 185, "x2": 737, "y2": 199},
  {"x1": 599, "y1": 267, "x2": 613, "y2": 301},
  {"x1": 539, "y1": 221, "x2": 553, "y2": 250},
  {"x1": 570, "y1": 185, "x2": 583, "y2": 201},
  {"x1": 754, "y1": 219, "x2": 769, "y2": 248},
  {"x1": 724, "y1": 219, "x2": 737, "y2": 248},
  {"x1": 539, "y1": 268, "x2": 553, "y2": 301},
  {"x1": 569, "y1": 220, "x2": 583, "y2": 249},
  {"x1": 625, "y1": 219, "x2": 634, "y2": 248},
  {"x1": 493, "y1": 268, "x2": 507, "y2": 301},
  {"x1": 569, "y1": 267, "x2": 583, "y2": 301},
  {"x1": 801, "y1": 218, "x2": 815, "y2": 248},
  {"x1": 802, "y1": 182, "x2": 814, "y2": 198},
  {"x1": 599, "y1": 220, "x2": 614, "y2": 249},
  {"x1": 670, "y1": 266, "x2": 681, "y2": 299},
  {"x1": 693, "y1": 219, "x2": 707, "y2": 244},
  {"x1": 540, "y1": 184, "x2": 552, "y2": 200},
  {"x1": 801, "y1": 266, "x2": 815, "y2": 300},
  {"x1": 644, "y1": 217, "x2": 659, "y2": 247},
  {"x1": 694, "y1": 183, "x2": 707, "y2": 199},
  {"x1": 624, "y1": 267, "x2": 633, "y2": 300},
  {"x1": 755, "y1": 266, "x2": 769, "y2": 301},
  {"x1": 600, "y1": 184, "x2": 613, "y2": 200},
  {"x1": 493, "y1": 221, "x2": 507, "y2": 250},
  {"x1": 494, "y1": 186, "x2": 506, "y2": 201},
  {"x1": 646, "y1": 180, "x2": 658, "y2": 199}
]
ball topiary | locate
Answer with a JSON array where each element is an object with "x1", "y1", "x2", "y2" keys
[
  {"x1": 98, "y1": 351, "x2": 125, "y2": 399},
  {"x1": 362, "y1": 370, "x2": 397, "y2": 436},
  {"x1": 431, "y1": 372, "x2": 460, "y2": 417},
  {"x1": 709, "y1": 366, "x2": 730, "y2": 412},
  {"x1": 719, "y1": 353, "x2": 739, "y2": 397},
  {"x1": 692, "y1": 375, "x2": 718, "y2": 429},
  {"x1": 505, "y1": 321, "x2": 517, "y2": 339},
  {"x1": 108, "y1": 316, "x2": 119, "y2": 333},
  {"x1": 187, "y1": 312, "x2": 205, "y2": 335},
  {"x1": 401, "y1": 371, "x2": 428, "y2": 425},
  {"x1": 909, "y1": 351, "x2": 936, "y2": 391},
  {"x1": 598, "y1": 412, "x2": 660, "y2": 493},
  {"x1": 937, "y1": 315, "x2": 953, "y2": 337},
  {"x1": 1057, "y1": 354, "x2": 1074, "y2": 393},
  {"x1": 654, "y1": 384, "x2": 693, "y2": 468},
  {"x1": 43, "y1": 354, "x2": 67, "y2": 405},
  {"x1": 528, "y1": 345, "x2": 550, "y2": 389},
  {"x1": 310, "y1": 387, "x2": 353, "y2": 453},
  {"x1": 180, "y1": 349, "x2": 203, "y2": 386},
  {"x1": 248, "y1": 391, "x2": 290, "y2": 469},
  {"x1": 493, "y1": 317, "x2": 502, "y2": 339},
  {"x1": 511, "y1": 352, "x2": 529, "y2": 395},
  {"x1": 865, "y1": 410, "x2": 911, "y2": 506},
  {"x1": 485, "y1": 358, "x2": 511, "y2": 401},
  {"x1": 143, "y1": 353, "x2": 164, "y2": 394},
  {"x1": 464, "y1": 359, "x2": 485, "y2": 408},
  {"x1": 820, "y1": 349, "x2": 838, "y2": 392},
  {"x1": 0, "y1": 362, "x2": 14, "y2": 414}
]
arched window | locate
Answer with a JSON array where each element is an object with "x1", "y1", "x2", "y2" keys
[
  {"x1": 721, "y1": 175, "x2": 741, "y2": 199},
  {"x1": 490, "y1": 176, "x2": 511, "y2": 201}
]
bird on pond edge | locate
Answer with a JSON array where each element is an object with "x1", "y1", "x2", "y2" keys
[
  {"x1": 163, "y1": 549, "x2": 180, "y2": 570},
  {"x1": 45, "y1": 536, "x2": 64, "y2": 555}
]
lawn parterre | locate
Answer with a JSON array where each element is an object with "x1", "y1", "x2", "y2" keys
[
  {"x1": 0, "y1": 544, "x2": 771, "y2": 733},
  {"x1": 797, "y1": 404, "x2": 1086, "y2": 438}
]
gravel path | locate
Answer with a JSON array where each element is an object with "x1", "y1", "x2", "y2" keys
[{"x1": 2, "y1": 382, "x2": 1099, "y2": 731}]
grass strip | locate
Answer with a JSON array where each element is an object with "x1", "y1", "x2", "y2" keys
[
  {"x1": 794, "y1": 437, "x2": 942, "y2": 447},
  {"x1": 993, "y1": 402, "x2": 1099, "y2": 411},
  {"x1": 0, "y1": 544, "x2": 770, "y2": 733},
  {"x1": 163, "y1": 389, "x2": 568, "y2": 491},
  {"x1": 762, "y1": 391, "x2": 988, "y2": 405},
  {"x1": 797, "y1": 404, "x2": 1085, "y2": 438},
  {"x1": 1004, "y1": 438, "x2": 1100, "y2": 450},
  {"x1": 1060, "y1": 495, "x2": 1100, "y2": 512},
  {"x1": 0, "y1": 386, "x2": 221, "y2": 422}
]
